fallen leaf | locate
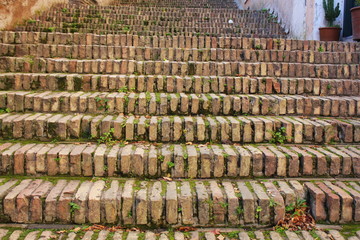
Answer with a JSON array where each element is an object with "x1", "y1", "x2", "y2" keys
[
  {"x1": 162, "y1": 176, "x2": 173, "y2": 181},
  {"x1": 275, "y1": 206, "x2": 316, "y2": 231},
  {"x1": 177, "y1": 226, "x2": 197, "y2": 232},
  {"x1": 217, "y1": 235, "x2": 225, "y2": 240},
  {"x1": 211, "y1": 229, "x2": 221, "y2": 235}
]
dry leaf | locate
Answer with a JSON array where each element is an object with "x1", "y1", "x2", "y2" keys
[
  {"x1": 162, "y1": 176, "x2": 173, "y2": 181},
  {"x1": 211, "y1": 229, "x2": 221, "y2": 235},
  {"x1": 217, "y1": 235, "x2": 225, "y2": 240},
  {"x1": 177, "y1": 226, "x2": 197, "y2": 232},
  {"x1": 275, "y1": 207, "x2": 316, "y2": 231}
]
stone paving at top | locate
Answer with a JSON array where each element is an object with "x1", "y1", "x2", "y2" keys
[{"x1": 0, "y1": 0, "x2": 359, "y2": 233}]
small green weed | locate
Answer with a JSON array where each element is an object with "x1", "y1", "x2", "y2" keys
[
  {"x1": 269, "y1": 127, "x2": 287, "y2": 144},
  {"x1": 69, "y1": 202, "x2": 80, "y2": 213}
]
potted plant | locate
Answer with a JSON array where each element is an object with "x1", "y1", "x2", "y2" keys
[
  {"x1": 319, "y1": 0, "x2": 341, "y2": 41},
  {"x1": 351, "y1": 0, "x2": 360, "y2": 41}
]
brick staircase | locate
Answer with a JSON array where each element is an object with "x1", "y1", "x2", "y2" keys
[{"x1": 0, "y1": 0, "x2": 359, "y2": 239}]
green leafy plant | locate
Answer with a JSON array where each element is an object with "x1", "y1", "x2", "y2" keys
[
  {"x1": 97, "y1": 128, "x2": 116, "y2": 146},
  {"x1": 43, "y1": 27, "x2": 56, "y2": 32},
  {"x1": 69, "y1": 202, "x2": 80, "y2": 213},
  {"x1": 269, "y1": 198, "x2": 278, "y2": 208},
  {"x1": 318, "y1": 46, "x2": 325, "y2": 52},
  {"x1": 95, "y1": 97, "x2": 109, "y2": 111},
  {"x1": 27, "y1": 19, "x2": 37, "y2": 24},
  {"x1": 167, "y1": 161, "x2": 175, "y2": 168},
  {"x1": 285, "y1": 198, "x2": 308, "y2": 217},
  {"x1": 323, "y1": 0, "x2": 341, "y2": 27},
  {"x1": 0, "y1": 108, "x2": 11, "y2": 114},
  {"x1": 269, "y1": 127, "x2": 287, "y2": 144},
  {"x1": 220, "y1": 202, "x2": 229, "y2": 208},
  {"x1": 236, "y1": 206, "x2": 244, "y2": 215},
  {"x1": 118, "y1": 86, "x2": 128, "y2": 93},
  {"x1": 226, "y1": 232, "x2": 239, "y2": 239},
  {"x1": 274, "y1": 226, "x2": 286, "y2": 234},
  {"x1": 255, "y1": 206, "x2": 262, "y2": 219},
  {"x1": 355, "y1": 0, "x2": 360, "y2": 7}
]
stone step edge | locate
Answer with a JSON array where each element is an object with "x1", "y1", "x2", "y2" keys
[
  {"x1": 17, "y1": 27, "x2": 285, "y2": 38},
  {"x1": 54, "y1": 4, "x2": 262, "y2": 11},
  {"x1": 1, "y1": 31, "x2": 357, "y2": 52},
  {"x1": 1, "y1": 90, "x2": 359, "y2": 118},
  {"x1": 1, "y1": 73, "x2": 358, "y2": 97},
  {"x1": 1, "y1": 112, "x2": 360, "y2": 144},
  {"x1": 2, "y1": 57, "x2": 358, "y2": 80},
  {"x1": 1, "y1": 142, "x2": 360, "y2": 177},
  {"x1": 3, "y1": 42, "x2": 358, "y2": 55},
  {"x1": 32, "y1": 16, "x2": 282, "y2": 25},
  {"x1": 6, "y1": 56, "x2": 358, "y2": 66},
  {"x1": 0, "y1": 227, "x2": 357, "y2": 240},
  {"x1": 2, "y1": 113, "x2": 360, "y2": 143},
  {"x1": 2, "y1": 44, "x2": 359, "y2": 65}
]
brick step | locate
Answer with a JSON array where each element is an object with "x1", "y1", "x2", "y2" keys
[
  {"x1": 0, "y1": 113, "x2": 358, "y2": 143},
  {"x1": 71, "y1": 0, "x2": 98, "y2": 5},
  {"x1": 3, "y1": 44, "x2": 359, "y2": 65},
  {"x1": 14, "y1": 26, "x2": 284, "y2": 38},
  {"x1": 1, "y1": 32, "x2": 357, "y2": 53},
  {"x1": 0, "y1": 228, "x2": 356, "y2": 240},
  {"x1": 2, "y1": 91, "x2": 360, "y2": 117},
  {"x1": 33, "y1": 12, "x2": 280, "y2": 24},
  {"x1": 1, "y1": 57, "x2": 358, "y2": 79},
  {"x1": 52, "y1": 5, "x2": 267, "y2": 14},
  {"x1": 21, "y1": 21, "x2": 283, "y2": 35},
  {"x1": 111, "y1": 1, "x2": 238, "y2": 7},
  {"x1": 1, "y1": 142, "x2": 360, "y2": 177},
  {"x1": 1, "y1": 74, "x2": 358, "y2": 96},
  {"x1": 36, "y1": 12, "x2": 277, "y2": 24},
  {"x1": 52, "y1": 22, "x2": 280, "y2": 31},
  {"x1": 34, "y1": 15, "x2": 274, "y2": 25},
  {"x1": 112, "y1": 0, "x2": 238, "y2": 8},
  {"x1": 0, "y1": 178, "x2": 360, "y2": 225}
]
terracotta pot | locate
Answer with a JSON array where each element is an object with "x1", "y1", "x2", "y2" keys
[
  {"x1": 319, "y1": 27, "x2": 341, "y2": 41},
  {"x1": 351, "y1": 6, "x2": 360, "y2": 41}
]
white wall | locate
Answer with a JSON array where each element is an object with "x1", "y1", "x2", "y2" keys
[
  {"x1": 239, "y1": 0, "x2": 345, "y2": 40},
  {"x1": 312, "y1": 0, "x2": 344, "y2": 40}
]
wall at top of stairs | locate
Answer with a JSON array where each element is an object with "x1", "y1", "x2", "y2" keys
[
  {"x1": 238, "y1": 0, "x2": 345, "y2": 40},
  {"x1": 0, "y1": 0, "x2": 67, "y2": 30},
  {"x1": 0, "y1": 0, "x2": 113, "y2": 30}
]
